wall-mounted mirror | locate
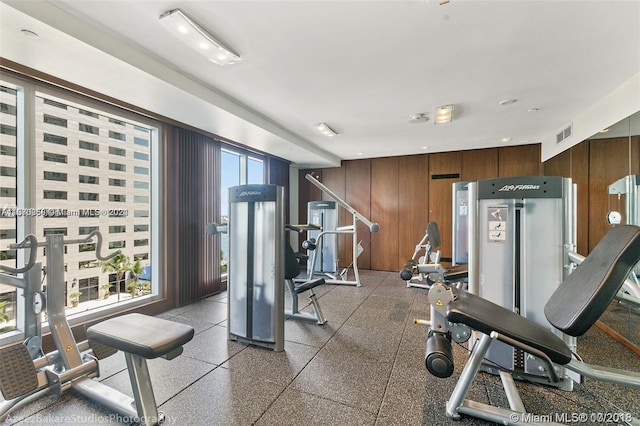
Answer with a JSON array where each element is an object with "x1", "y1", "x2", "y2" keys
[
  {"x1": 596, "y1": 111, "x2": 640, "y2": 352},
  {"x1": 589, "y1": 110, "x2": 640, "y2": 141}
]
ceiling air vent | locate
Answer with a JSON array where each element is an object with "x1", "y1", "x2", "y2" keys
[{"x1": 556, "y1": 124, "x2": 573, "y2": 143}]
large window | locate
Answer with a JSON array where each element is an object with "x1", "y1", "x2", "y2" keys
[
  {"x1": 219, "y1": 149, "x2": 264, "y2": 273},
  {"x1": 0, "y1": 78, "x2": 159, "y2": 345},
  {"x1": 0, "y1": 85, "x2": 18, "y2": 334}
]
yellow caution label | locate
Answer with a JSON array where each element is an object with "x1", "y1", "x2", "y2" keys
[{"x1": 436, "y1": 299, "x2": 444, "y2": 306}]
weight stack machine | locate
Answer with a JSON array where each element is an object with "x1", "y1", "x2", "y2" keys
[
  {"x1": 227, "y1": 184, "x2": 285, "y2": 351},
  {"x1": 307, "y1": 201, "x2": 338, "y2": 277},
  {"x1": 468, "y1": 176, "x2": 577, "y2": 389}
]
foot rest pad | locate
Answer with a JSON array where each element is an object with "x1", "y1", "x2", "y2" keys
[
  {"x1": 86, "y1": 313, "x2": 194, "y2": 359},
  {"x1": 0, "y1": 344, "x2": 39, "y2": 399}
]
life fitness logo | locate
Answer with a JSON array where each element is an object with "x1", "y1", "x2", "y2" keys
[
  {"x1": 238, "y1": 191, "x2": 262, "y2": 197},
  {"x1": 498, "y1": 184, "x2": 541, "y2": 191}
]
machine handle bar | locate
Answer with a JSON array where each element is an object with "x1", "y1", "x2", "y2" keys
[
  {"x1": 6, "y1": 231, "x2": 120, "y2": 263},
  {"x1": 61, "y1": 231, "x2": 120, "y2": 261},
  {"x1": 304, "y1": 174, "x2": 380, "y2": 233},
  {"x1": 1, "y1": 234, "x2": 39, "y2": 274}
]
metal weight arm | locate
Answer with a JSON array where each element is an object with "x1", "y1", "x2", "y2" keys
[{"x1": 305, "y1": 174, "x2": 379, "y2": 233}]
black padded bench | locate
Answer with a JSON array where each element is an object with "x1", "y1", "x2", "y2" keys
[{"x1": 87, "y1": 314, "x2": 194, "y2": 425}]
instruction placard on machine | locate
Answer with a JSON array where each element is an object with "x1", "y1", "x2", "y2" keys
[{"x1": 488, "y1": 206, "x2": 507, "y2": 242}]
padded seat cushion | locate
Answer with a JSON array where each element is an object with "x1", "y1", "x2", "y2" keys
[
  {"x1": 447, "y1": 291, "x2": 572, "y2": 365},
  {"x1": 545, "y1": 225, "x2": 640, "y2": 336},
  {"x1": 87, "y1": 313, "x2": 194, "y2": 359}
]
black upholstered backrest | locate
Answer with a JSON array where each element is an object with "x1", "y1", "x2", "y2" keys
[
  {"x1": 285, "y1": 242, "x2": 302, "y2": 280},
  {"x1": 427, "y1": 222, "x2": 441, "y2": 249},
  {"x1": 545, "y1": 225, "x2": 640, "y2": 336}
]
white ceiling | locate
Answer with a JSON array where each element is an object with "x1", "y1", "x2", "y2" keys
[{"x1": 1, "y1": 0, "x2": 639, "y2": 168}]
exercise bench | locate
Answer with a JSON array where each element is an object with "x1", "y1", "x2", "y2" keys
[
  {"x1": 425, "y1": 225, "x2": 640, "y2": 424},
  {"x1": 85, "y1": 313, "x2": 194, "y2": 425}
]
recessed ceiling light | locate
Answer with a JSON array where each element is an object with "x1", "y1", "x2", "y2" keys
[
  {"x1": 21, "y1": 29, "x2": 39, "y2": 39},
  {"x1": 434, "y1": 105, "x2": 455, "y2": 124},
  {"x1": 501, "y1": 137, "x2": 512, "y2": 143},
  {"x1": 599, "y1": 128, "x2": 610, "y2": 133},
  {"x1": 421, "y1": 146, "x2": 429, "y2": 150},
  {"x1": 527, "y1": 107, "x2": 541, "y2": 112},
  {"x1": 408, "y1": 113, "x2": 429, "y2": 123},
  {"x1": 498, "y1": 98, "x2": 517, "y2": 106}
]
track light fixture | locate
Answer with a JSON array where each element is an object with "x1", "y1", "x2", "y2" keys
[{"x1": 159, "y1": 9, "x2": 241, "y2": 66}]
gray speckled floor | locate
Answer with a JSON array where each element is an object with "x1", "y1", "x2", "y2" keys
[{"x1": 3, "y1": 270, "x2": 639, "y2": 425}]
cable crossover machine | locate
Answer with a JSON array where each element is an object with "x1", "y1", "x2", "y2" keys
[{"x1": 302, "y1": 174, "x2": 379, "y2": 287}]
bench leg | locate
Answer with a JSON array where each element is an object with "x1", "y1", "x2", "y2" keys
[
  {"x1": 307, "y1": 290, "x2": 326, "y2": 325},
  {"x1": 125, "y1": 353, "x2": 164, "y2": 426},
  {"x1": 446, "y1": 332, "x2": 493, "y2": 419}
]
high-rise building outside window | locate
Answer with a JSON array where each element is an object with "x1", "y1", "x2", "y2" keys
[{"x1": 0, "y1": 79, "x2": 159, "y2": 344}]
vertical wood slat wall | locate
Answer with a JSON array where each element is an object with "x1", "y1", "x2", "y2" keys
[
  {"x1": 165, "y1": 128, "x2": 222, "y2": 306},
  {"x1": 300, "y1": 139, "x2": 639, "y2": 272}
]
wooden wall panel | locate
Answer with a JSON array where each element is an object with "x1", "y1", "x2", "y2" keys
[
  {"x1": 298, "y1": 136, "x2": 640, "y2": 272},
  {"x1": 570, "y1": 143, "x2": 590, "y2": 255},
  {"x1": 297, "y1": 168, "x2": 323, "y2": 245},
  {"x1": 428, "y1": 152, "x2": 462, "y2": 262},
  {"x1": 345, "y1": 160, "x2": 372, "y2": 269},
  {"x1": 371, "y1": 157, "x2": 399, "y2": 271},
  {"x1": 498, "y1": 144, "x2": 541, "y2": 177},
  {"x1": 542, "y1": 148, "x2": 570, "y2": 177},
  {"x1": 461, "y1": 148, "x2": 498, "y2": 181},
  {"x1": 588, "y1": 137, "x2": 632, "y2": 252},
  {"x1": 397, "y1": 155, "x2": 429, "y2": 268}
]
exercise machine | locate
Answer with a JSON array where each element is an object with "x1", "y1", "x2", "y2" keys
[
  {"x1": 399, "y1": 221, "x2": 468, "y2": 290},
  {"x1": 227, "y1": 184, "x2": 285, "y2": 351},
  {"x1": 399, "y1": 222, "x2": 446, "y2": 289},
  {"x1": 0, "y1": 231, "x2": 194, "y2": 425},
  {"x1": 303, "y1": 174, "x2": 380, "y2": 287},
  {"x1": 421, "y1": 225, "x2": 640, "y2": 425},
  {"x1": 467, "y1": 176, "x2": 577, "y2": 388},
  {"x1": 209, "y1": 184, "x2": 286, "y2": 351},
  {"x1": 206, "y1": 186, "x2": 327, "y2": 349}
]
